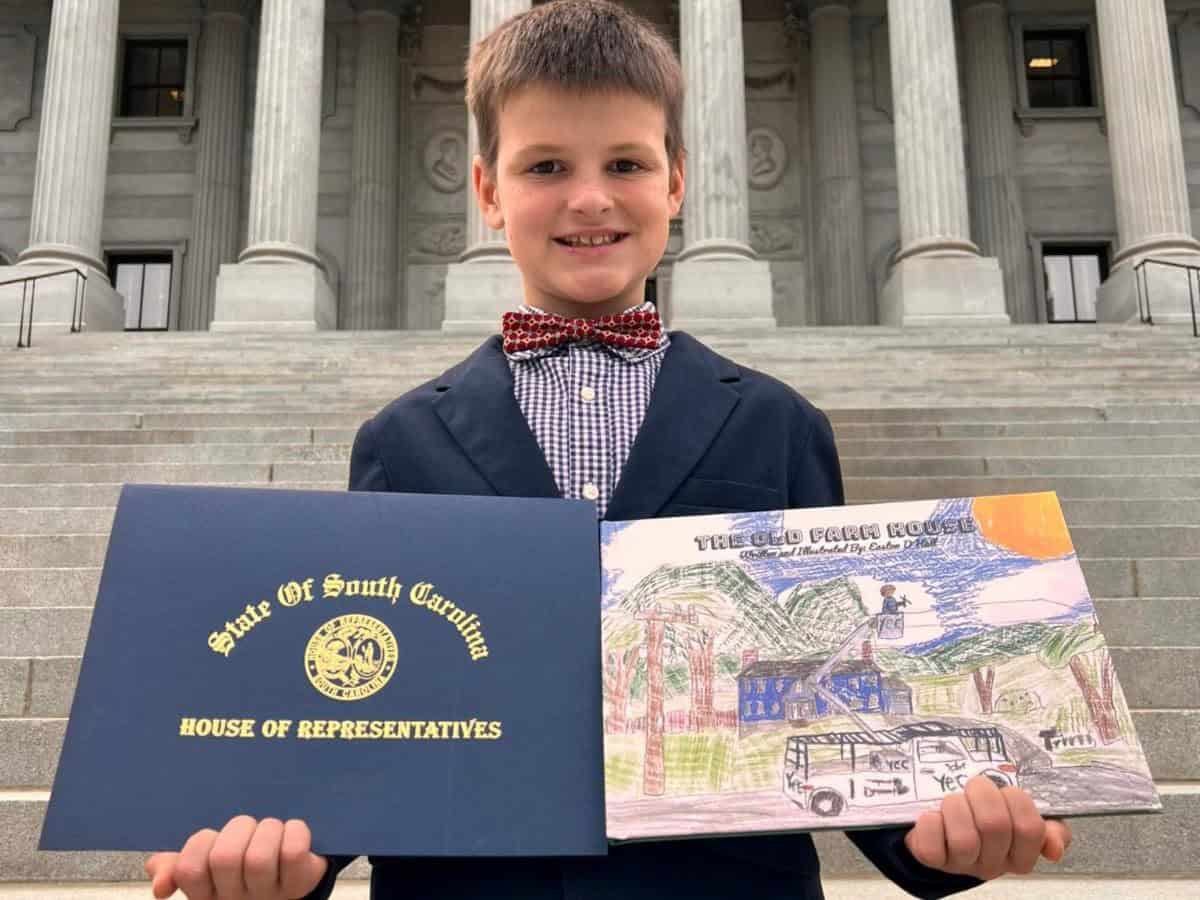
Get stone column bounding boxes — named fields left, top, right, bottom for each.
left=8, top=0, right=124, bottom=331
left=179, top=1, right=251, bottom=331
left=442, top=0, right=529, bottom=332
left=962, top=0, right=1036, bottom=324
left=878, top=0, right=1008, bottom=326
left=669, top=0, right=775, bottom=328
left=809, top=1, right=870, bottom=325
left=211, top=0, right=335, bottom=331
left=343, top=2, right=401, bottom=329
left=1095, top=0, right=1200, bottom=324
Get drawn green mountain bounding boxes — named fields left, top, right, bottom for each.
left=877, top=621, right=1068, bottom=676
left=609, top=562, right=1074, bottom=683
left=778, top=576, right=868, bottom=655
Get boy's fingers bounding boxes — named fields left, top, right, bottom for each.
left=243, top=818, right=285, bottom=897
left=208, top=815, right=257, bottom=899
left=144, top=852, right=179, bottom=899
left=940, top=792, right=982, bottom=873
left=963, top=777, right=1011, bottom=878
left=1001, top=787, right=1045, bottom=874
left=1042, top=819, right=1073, bottom=862
left=173, top=830, right=220, bottom=900
left=279, top=819, right=328, bottom=899
left=904, top=810, right=948, bottom=871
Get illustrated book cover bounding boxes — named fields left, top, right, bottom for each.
left=600, top=492, right=1161, bottom=841
left=41, top=484, right=606, bottom=857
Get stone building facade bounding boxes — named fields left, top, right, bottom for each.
left=3, top=0, right=1200, bottom=333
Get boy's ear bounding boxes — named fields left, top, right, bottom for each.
left=668, top=151, right=685, bottom=218
left=473, top=155, right=505, bottom=231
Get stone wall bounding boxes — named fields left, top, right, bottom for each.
left=5, top=0, right=1200, bottom=327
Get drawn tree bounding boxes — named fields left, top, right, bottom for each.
left=615, top=563, right=774, bottom=794
left=1039, top=622, right=1121, bottom=745
left=603, top=646, right=640, bottom=734
left=684, top=630, right=715, bottom=731
left=972, top=667, right=996, bottom=715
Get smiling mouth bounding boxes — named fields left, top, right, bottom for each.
left=554, top=233, right=630, bottom=248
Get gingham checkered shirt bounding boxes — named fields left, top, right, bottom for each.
left=505, top=302, right=670, bottom=518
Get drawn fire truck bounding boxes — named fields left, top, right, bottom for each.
left=782, top=721, right=1018, bottom=817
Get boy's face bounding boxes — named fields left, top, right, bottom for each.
left=474, top=85, right=685, bottom=319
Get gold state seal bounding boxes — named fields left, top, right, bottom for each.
left=305, top=614, right=398, bottom=701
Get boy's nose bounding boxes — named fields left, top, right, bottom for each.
left=568, top=181, right=613, bottom=216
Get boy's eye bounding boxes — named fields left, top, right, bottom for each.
left=611, top=159, right=643, bottom=174
left=528, top=160, right=562, bottom=175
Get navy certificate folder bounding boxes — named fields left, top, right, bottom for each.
left=40, top=484, right=606, bottom=857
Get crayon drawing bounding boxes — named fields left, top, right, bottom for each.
left=600, top=493, right=1161, bottom=841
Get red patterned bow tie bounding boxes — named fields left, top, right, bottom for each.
left=501, top=309, right=662, bottom=354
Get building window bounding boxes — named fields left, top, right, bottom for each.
left=1042, top=244, right=1109, bottom=323
left=1010, top=17, right=1103, bottom=135
left=109, top=253, right=174, bottom=331
left=121, top=40, right=188, bottom=118
left=1023, top=30, right=1093, bottom=109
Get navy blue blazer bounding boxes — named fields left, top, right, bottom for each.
left=308, top=332, right=979, bottom=900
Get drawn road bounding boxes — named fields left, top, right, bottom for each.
left=607, top=767, right=1160, bottom=841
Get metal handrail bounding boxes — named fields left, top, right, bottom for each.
left=1132, top=257, right=1200, bottom=337
left=0, top=267, right=88, bottom=348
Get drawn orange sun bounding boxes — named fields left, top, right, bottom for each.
left=971, top=492, right=1075, bottom=560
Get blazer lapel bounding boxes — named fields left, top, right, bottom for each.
left=433, top=336, right=561, bottom=499
left=606, top=332, right=741, bottom=521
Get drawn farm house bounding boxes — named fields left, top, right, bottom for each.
left=737, top=653, right=914, bottom=730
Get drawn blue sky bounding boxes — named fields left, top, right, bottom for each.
left=604, top=499, right=1094, bottom=654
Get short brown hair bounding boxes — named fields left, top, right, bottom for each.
left=466, top=0, right=685, bottom=170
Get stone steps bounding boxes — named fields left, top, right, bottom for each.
left=5, top=525, right=1200, bottom=568
left=1, top=405, right=1198, bottom=433
left=9, top=434, right=1200, bottom=464
left=3, top=326, right=1199, bottom=887
left=846, top=475, right=1200, bottom=501
left=0, top=482, right=344, bottom=508
left=0, top=427, right=314, bottom=446
left=3, top=498, right=1194, bottom=536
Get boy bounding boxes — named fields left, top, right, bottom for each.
left=146, top=2, right=1071, bottom=897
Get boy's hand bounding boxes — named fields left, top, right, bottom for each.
left=144, top=816, right=328, bottom=900
left=904, top=777, right=1072, bottom=881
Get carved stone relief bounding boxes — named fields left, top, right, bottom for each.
left=750, top=219, right=799, bottom=255
left=412, top=67, right=466, bottom=103
left=745, top=64, right=797, bottom=99
left=414, top=221, right=466, bottom=258
left=423, top=129, right=468, bottom=193
left=747, top=126, right=787, bottom=190
left=0, top=27, right=36, bottom=131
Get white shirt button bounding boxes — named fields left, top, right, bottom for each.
left=582, top=483, right=600, bottom=501
left=580, top=386, right=597, bottom=402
